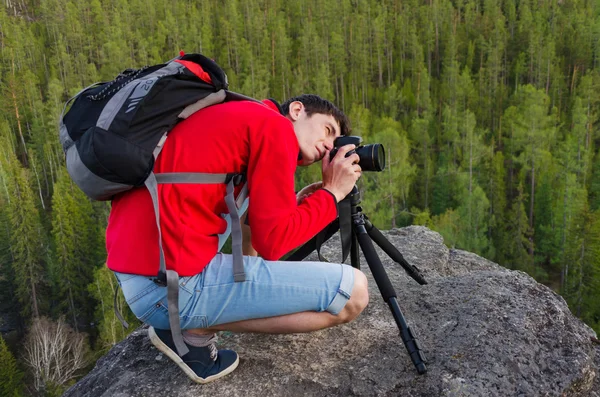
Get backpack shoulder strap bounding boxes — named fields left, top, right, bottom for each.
left=178, top=90, right=227, bottom=119
left=153, top=172, right=247, bottom=283
left=143, top=172, right=188, bottom=355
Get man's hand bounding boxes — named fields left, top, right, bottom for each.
left=297, top=181, right=323, bottom=204
left=321, top=144, right=361, bottom=202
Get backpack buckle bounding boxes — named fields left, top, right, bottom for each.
left=153, top=270, right=167, bottom=287
left=225, top=173, right=246, bottom=186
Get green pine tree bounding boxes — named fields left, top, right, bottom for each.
left=503, top=183, right=533, bottom=272
left=51, top=168, right=103, bottom=329
left=0, top=132, right=48, bottom=319
left=563, top=205, right=600, bottom=333
left=487, top=151, right=508, bottom=266
left=88, top=266, right=139, bottom=353
left=0, top=335, right=23, bottom=397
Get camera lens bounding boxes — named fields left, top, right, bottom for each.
left=329, top=137, right=386, bottom=172
left=355, top=143, right=385, bottom=172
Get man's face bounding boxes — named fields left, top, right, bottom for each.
left=287, top=102, right=342, bottom=166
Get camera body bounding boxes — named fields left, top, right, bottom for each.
left=329, top=136, right=386, bottom=172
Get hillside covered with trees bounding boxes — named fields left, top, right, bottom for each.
left=0, top=0, right=599, bottom=394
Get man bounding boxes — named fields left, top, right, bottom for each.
left=106, top=94, right=369, bottom=383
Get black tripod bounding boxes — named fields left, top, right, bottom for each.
left=285, top=186, right=428, bottom=374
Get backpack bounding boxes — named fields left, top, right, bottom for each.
left=59, top=52, right=255, bottom=356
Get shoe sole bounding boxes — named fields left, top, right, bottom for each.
left=148, top=327, right=239, bottom=384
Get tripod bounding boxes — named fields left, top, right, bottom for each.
left=285, top=186, right=428, bottom=374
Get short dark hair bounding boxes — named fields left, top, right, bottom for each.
left=281, top=94, right=351, bottom=136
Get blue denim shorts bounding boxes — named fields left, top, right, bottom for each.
left=114, top=253, right=355, bottom=330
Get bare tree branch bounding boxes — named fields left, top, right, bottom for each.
left=23, top=317, right=89, bottom=392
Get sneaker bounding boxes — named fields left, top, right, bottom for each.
left=148, top=326, right=239, bottom=384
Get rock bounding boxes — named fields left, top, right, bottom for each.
left=64, top=226, right=598, bottom=397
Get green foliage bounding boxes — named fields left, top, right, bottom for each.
left=50, top=168, right=104, bottom=329
left=430, top=174, right=492, bottom=257
left=563, top=206, right=600, bottom=334
left=431, top=208, right=461, bottom=249
left=532, top=172, right=562, bottom=278
left=455, top=180, right=492, bottom=258
left=2, top=0, right=600, bottom=384
left=504, top=85, right=556, bottom=176
left=87, top=266, right=139, bottom=353
left=486, top=151, right=508, bottom=265
left=503, top=183, right=533, bottom=273
left=0, top=335, right=24, bottom=397
left=0, top=130, right=49, bottom=319
left=412, top=207, right=433, bottom=229
left=590, top=153, right=600, bottom=211
left=360, top=117, right=416, bottom=229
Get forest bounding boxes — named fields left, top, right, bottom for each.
left=0, top=0, right=599, bottom=394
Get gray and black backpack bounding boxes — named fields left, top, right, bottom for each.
left=59, top=52, right=256, bottom=356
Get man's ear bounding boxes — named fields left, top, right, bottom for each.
left=287, top=101, right=304, bottom=121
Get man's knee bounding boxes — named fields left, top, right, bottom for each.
left=337, top=269, right=369, bottom=323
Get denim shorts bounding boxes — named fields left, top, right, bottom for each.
left=114, top=253, right=355, bottom=330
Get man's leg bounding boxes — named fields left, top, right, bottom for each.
left=148, top=267, right=367, bottom=385
left=114, top=272, right=240, bottom=384
left=137, top=255, right=368, bottom=384
left=187, top=267, right=369, bottom=336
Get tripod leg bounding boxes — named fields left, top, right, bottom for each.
left=364, top=219, right=427, bottom=285
left=350, top=232, right=360, bottom=269
left=354, top=226, right=427, bottom=375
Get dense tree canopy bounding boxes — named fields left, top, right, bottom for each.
left=0, top=0, right=599, bottom=392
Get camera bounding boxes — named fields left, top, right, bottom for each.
left=329, top=136, right=385, bottom=172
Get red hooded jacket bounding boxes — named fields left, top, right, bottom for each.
left=106, top=99, right=338, bottom=276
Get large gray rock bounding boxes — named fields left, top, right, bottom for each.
left=64, top=226, right=599, bottom=396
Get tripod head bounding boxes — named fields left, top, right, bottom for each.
left=346, top=185, right=361, bottom=204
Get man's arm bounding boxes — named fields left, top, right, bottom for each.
left=244, top=115, right=339, bottom=260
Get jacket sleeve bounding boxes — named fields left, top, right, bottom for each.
left=245, top=115, right=338, bottom=260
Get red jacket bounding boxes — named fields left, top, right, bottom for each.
left=106, top=99, right=338, bottom=276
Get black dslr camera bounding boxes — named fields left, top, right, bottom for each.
left=329, top=136, right=385, bottom=172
